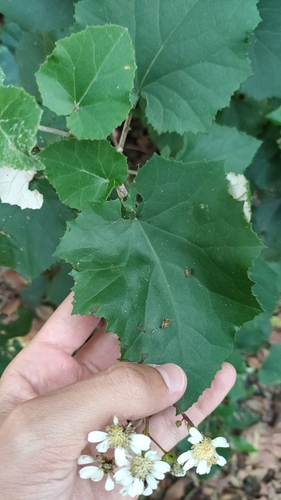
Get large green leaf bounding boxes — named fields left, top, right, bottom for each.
left=75, top=0, right=260, bottom=135
left=0, top=0, right=75, bottom=33
left=0, top=85, right=42, bottom=170
left=36, top=25, right=136, bottom=140
left=57, top=155, right=262, bottom=407
left=242, top=0, right=281, bottom=100
left=153, top=124, right=261, bottom=174
left=40, top=139, right=128, bottom=209
left=0, top=180, right=74, bottom=280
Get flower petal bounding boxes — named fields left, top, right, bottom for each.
left=153, top=471, right=165, bottom=480
left=212, top=437, right=229, bottom=448
left=77, top=454, right=94, bottom=464
left=87, top=430, right=108, bottom=443
left=115, top=446, right=127, bottom=466
left=216, top=454, right=227, bottom=467
left=131, top=433, right=151, bottom=451
left=177, top=450, right=193, bottom=464
left=79, top=466, right=99, bottom=479
left=119, top=485, right=130, bottom=497
left=146, top=474, right=158, bottom=489
left=143, top=485, right=153, bottom=496
left=188, top=427, right=203, bottom=444
left=144, top=450, right=158, bottom=460
left=96, top=440, right=109, bottom=452
left=105, top=475, right=115, bottom=491
left=183, top=458, right=198, bottom=472
left=132, top=478, right=144, bottom=496
left=153, top=461, right=170, bottom=473
left=196, top=459, right=209, bottom=475
left=114, top=467, right=131, bottom=482
left=91, top=468, right=104, bottom=482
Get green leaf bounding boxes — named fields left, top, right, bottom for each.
left=36, top=25, right=136, bottom=140
left=231, top=435, right=256, bottom=453
left=242, top=0, right=281, bottom=100
left=259, top=344, right=281, bottom=385
left=267, top=105, right=281, bottom=126
left=0, top=307, right=33, bottom=375
left=253, top=198, right=281, bottom=261
left=235, top=312, right=272, bottom=354
left=16, top=32, right=57, bottom=100
left=0, top=180, right=74, bottom=280
left=57, top=155, right=262, bottom=407
left=46, top=263, right=74, bottom=306
left=0, top=0, right=75, bottom=33
left=217, top=93, right=274, bottom=137
left=246, top=140, right=281, bottom=192
left=40, top=139, right=128, bottom=209
left=75, top=0, right=260, bottom=135
left=249, top=257, right=281, bottom=312
left=155, top=124, right=261, bottom=174
left=0, top=85, right=42, bottom=170
left=0, top=45, right=19, bottom=86
left=0, top=307, right=33, bottom=341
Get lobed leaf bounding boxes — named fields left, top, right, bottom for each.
left=75, top=0, right=260, bottom=135
left=36, top=25, right=136, bottom=140
left=40, top=139, right=128, bottom=210
left=57, top=155, right=262, bottom=407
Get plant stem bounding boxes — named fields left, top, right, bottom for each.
left=173, top=404, right=195, bottom=428
left=38, top=125, right=72, bottom=138
left=117, top=112, right=133, bottom=153
left=148, top=434, right=168, bottom=454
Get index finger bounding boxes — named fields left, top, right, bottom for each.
left=33, top=292, right=100, bottom=354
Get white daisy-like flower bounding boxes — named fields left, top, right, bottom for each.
left=177, top=427, right=229, bottom=475
left=226, top=172, right=251, bottom=222
left=78, top=454, right=115, bottom=491
left=114, top=450, right=171, bottom=497
left=87, top=416, right=151, bottom=466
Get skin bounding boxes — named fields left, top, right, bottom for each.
left=0, top=293, right=236, bottom=500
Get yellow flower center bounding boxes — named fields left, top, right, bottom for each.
left=130, top=455, right=154, bottom=480
left=108, top=425, right=129, bottom=449
left=192, top=437, right=217, bottom=466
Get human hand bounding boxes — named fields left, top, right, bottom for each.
left=0, top=293, right=236, bottom=500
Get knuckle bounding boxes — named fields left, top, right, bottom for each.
left=107, top=363, right=151, bottom=402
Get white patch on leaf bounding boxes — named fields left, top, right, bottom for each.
left=0, top=167, right=43, bottom=209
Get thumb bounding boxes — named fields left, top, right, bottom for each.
left=5, top=362, right=187, bottom=460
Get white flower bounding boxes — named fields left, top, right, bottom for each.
left=226, top=172, right=251, bottom=222
left=243, top=200, right=251, bottom=222
left=114, top=450, right=171, bottom=497
left=226, top=172, right=247, bottom=201
left=87, top=416, right=151, bottom=466
left=78, top=454, right=115, bottom=491
left=177, top=427, right=229, bottom=475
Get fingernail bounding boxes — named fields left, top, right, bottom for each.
left=153, top=363, right=187, bottom=394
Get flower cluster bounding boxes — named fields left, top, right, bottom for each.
left=78, top=417, right=229, bottom=496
